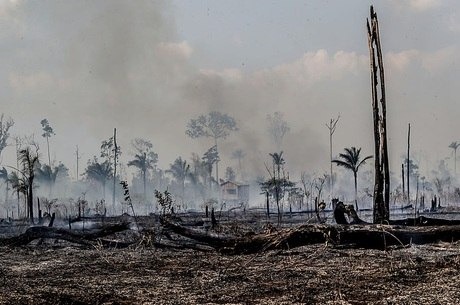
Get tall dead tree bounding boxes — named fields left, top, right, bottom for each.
left=407, top=123, right=411, bottom=205
left=367, top=6, right=390, bottom=223
left=326, top=115, right=340, bottom=198
left=112, top=128, right=118, bottom=211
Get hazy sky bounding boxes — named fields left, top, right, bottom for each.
left=1, top=0, right=459, bottom=181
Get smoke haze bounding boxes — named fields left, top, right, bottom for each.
left=0, top=0, right=459, bottom=192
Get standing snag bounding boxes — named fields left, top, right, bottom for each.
left=367, top=6, right=390, bottom=224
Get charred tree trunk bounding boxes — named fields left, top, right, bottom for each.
left=266, top=191, right=270, bottom=219
left=407, top=123, right=411, bottom=205
left=0, top=223, right=130, bottom=247
left=368, top=6, right=390, bottom=224
left=37, top=197, right=42, bottom=223
left=162, top=219, right=460, bottom=254
left=402, top=163, right=405, bottom=201
left=27, top=178, right=34, bottom=223
left=113, top=128, right=117, bottom=213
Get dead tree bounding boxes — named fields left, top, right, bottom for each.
left=407, top=123, right=411, bottom=205
left=367, top=6, right=390, bottom=223
left=326, top=115, right=340, bottom=198
left=162, top=219, right=460, bottom=254
left=0, top=223, right=130, bottom=247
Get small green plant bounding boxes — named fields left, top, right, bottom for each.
left=154, top=189, right=173, bottom=216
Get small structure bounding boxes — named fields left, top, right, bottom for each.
left=220, top=180, right=249, bottom=207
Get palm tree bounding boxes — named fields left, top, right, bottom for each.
left=40, top=119, right=55, bottom=167
left=84, top=157, right=112, bottom=200
left=35, top=162, right=66, bottom=197
left=333, top=147, right=372, bottom=211
left=268, top=151, right=286, bottom=224
left=19, top=147, right=40, bottom=222
left=8, top=171, right=27, bottom=217
left=269, top=151, right=285, bottom=179
left=449, top=142, right=460, bottom=175
left=167, top=157, right=190, bottom=205
left=0, top=167, right=8, bottom=212
left=128, top=152, right=157, bottom=201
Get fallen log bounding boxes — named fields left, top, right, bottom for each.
left=389, top=216, right=460, bottom=226
left=163, top=219, right=460, bottom=254
left=337, top=204, right=460, bottom=227
left=162, top=220, right=238, bottom=249
left=0, top=223, right=131, bottom=247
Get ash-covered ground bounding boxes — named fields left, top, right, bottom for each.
left=1, top=240, right=460, bottom=305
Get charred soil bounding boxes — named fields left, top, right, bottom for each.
left=1, top=240, right=460, bottom=304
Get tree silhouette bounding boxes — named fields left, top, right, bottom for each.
left=269, top=151, right=285, bottom=179
left=186, top=111, right=237, bottom=187
left=167, top=157, right=190, bottom=205
left=35, top=162, right=68, bottom=197
left=84, top=157, right=112, bottom=200
left=8, top=171, right=27, bottom=215
left=40, top=119, right=55, bottom=167
left=267, top=112, right=290, bottom=150
left=0, top=167, right=9, bottom=212
left=225, top=167, right=236, bottom=182
left=18, top=145, right=40, bottom=222
left=128, top=138, right=158, bottom=201
left=260, top=152, right=294, bottom=225
left=202, top=146, right=219, bottom=190
left=333, top=147, right=372, bottom=211
left=189, top=153, right=208, bottom=202
left=100, top=133, right=121, bottom=209
left=0, top=114, right=14, bottom=161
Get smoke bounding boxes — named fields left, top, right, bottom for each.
left=0, top=1, right=388, bottom=180
left=1, top=1, right=459, bottom=212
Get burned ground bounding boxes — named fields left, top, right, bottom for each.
left=1, top=238, right=460, bottom=304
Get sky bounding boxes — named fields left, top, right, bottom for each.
left=0, top=0, right=459, bottom=182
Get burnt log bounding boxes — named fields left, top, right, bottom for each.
left=389, top=216, right=460, bottom=226
left=0, top=223, right=130, bottom=247
left=162, top=219, right=460, bottom=254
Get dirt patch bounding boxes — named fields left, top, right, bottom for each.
left=1, top=241, right=460, bottom=304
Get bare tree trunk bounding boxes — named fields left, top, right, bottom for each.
left=402, top=163, right=405, bottom=202
left=143, top=169, right=146, bottom=202
left=407, top=123, right=410, bottom=205
left=46, top=136, right=51, bottom=167
left=368, top=6, right=390, bottom=223
left=266, top=191, right=270, bottom=219
left=27, top=178, right=33, bottom=223
left=112, top=128, right=117, bottom=212
left=214, top=138, right=220, bottom=205
left=455, top=148, right=458, bottom=176
left=354, top=171, right=358, bottom=211
left=326, top=116, right=339, bottom=199
left=76, top=145, right=80, bottom=181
